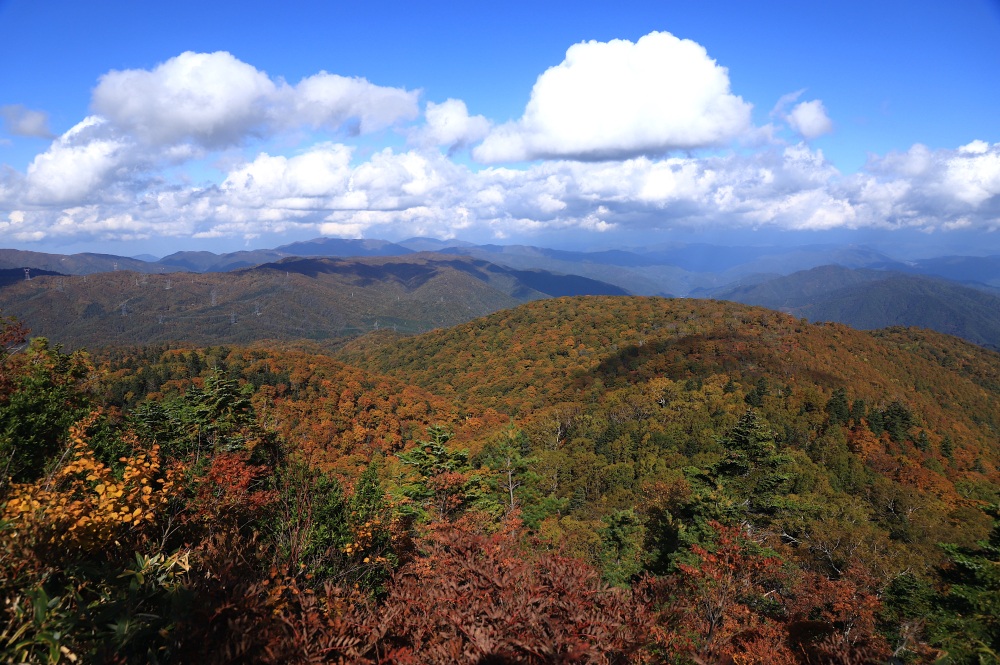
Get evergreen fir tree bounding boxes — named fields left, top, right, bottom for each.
left=712, top=409, right=792, bottom=522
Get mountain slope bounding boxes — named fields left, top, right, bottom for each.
left=337, top=296, right=1000, bottom=437
left=276, top=237, right=416, bottom=257
left=156, top=249, right=291, bottom=272
left=0, top=249, right=173, bottom=275
left=438, top=242, right=901, bottom=296
left=0, top=267, right=64, bottom=287
left=337, top=296, right=1000, bottom=529
left=903, top=254, right=1000, bottom=288
left=0, top=254, right=627, bottom=349
left=334, top=295, right=1000, bottom=582
left=149, top=239, right=421, bottom=273
left=708, top=265, right=1000, bottom=350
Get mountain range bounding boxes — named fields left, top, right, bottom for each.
left=3, top=237, right=1000, bottom=351
left=5, top=238, right=1000, bottom=292
left=0, top=254, right=626, bottom=349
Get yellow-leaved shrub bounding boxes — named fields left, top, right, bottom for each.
left=2, top=413, right=180, bottom=557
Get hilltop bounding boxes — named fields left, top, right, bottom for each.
left=338, top=296, right=1000, bottom=464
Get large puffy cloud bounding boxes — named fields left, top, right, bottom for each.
left=946, top=140, right=1000, bottom=206
left=222, top=144, right=355, bottom=207
left=474, top=31, right=753, bottom=162
left=23, top=116, right=132, bottom=205
left=7, top=52, right=422, bottom=206
left=0, top=210, right=44, bottom=242
left=92, top=51, right=419, bottom=148
left=212, top=145, right=471, bottom=238
left=92, top=52, right=276, bottom=147
left=862, top=140, right=1000, bottom=227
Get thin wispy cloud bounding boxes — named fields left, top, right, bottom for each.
left=0, top=104, right=54, bottom=139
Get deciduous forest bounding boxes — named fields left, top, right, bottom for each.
left=2, top=296, right=999, bottom=663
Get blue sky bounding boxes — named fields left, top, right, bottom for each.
left=1, top=0, right=999, bottom=257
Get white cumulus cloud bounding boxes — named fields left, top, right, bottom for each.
left=6, top=139, right=1000, bottom=246
left=4, top=43, right=1000, bottom=249
left=3, top=52, right=423, bottom=208
left=771, top=91, right=833, bottom=141
left=786, top=100, right=834, bottom=139
left=942, top=142, right=1000, bottom=206
left=92, top=51, right=419, bottom=149
left=23, top=116, right=131, bottom=205
left=474, top=31, right=753, bottom=162
left=289, top=71, right=421, bottom=134
left=222, top=144, right=355, bottom=206
left=866, top=141, right=1000, bottom=212
left=92, top=52, right=278, bottom=148
left=411, top=99, right=491, bottom=151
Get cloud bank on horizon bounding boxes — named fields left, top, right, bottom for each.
left=1, top=32, right=999, bottom=249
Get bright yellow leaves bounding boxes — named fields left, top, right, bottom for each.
left=1, top=412, right=180, bottom=554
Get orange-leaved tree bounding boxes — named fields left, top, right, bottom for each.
left=371, top=524, right=651, bottom=664
left=647, top=521, right=795, bottom=664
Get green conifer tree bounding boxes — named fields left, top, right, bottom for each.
left=711, top=409, right=792, bottom=522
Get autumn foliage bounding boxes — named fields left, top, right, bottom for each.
left=5, top=296, right=1000, bottom=662
left=2, top=413, right=179, bottom=562
left=372, top=525, right=650, bottom=664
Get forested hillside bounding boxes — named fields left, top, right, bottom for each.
left=3, top=297, right=1000, bottom=663
left=0, top=255, right=626, bottom=350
